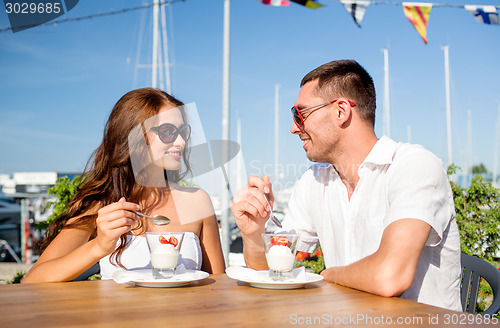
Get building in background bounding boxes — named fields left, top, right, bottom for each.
left=0, top=172, right=80, bottom=263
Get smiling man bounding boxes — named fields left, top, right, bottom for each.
left=231, top=59, right=461, bottom=311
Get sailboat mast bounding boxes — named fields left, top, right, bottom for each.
left=236, top=115, right=242, bottom=191
left=493, top=102, right=500, bottom=187
left=442, top=45, right=453, bottom=166
left=152, top=0, right=159, bottom=88
left=160, top=4, right=171, bottom=94
left=382, top=48, right=390, bottom=138
left=274, top=83, right=280, bottom=189
left=220, top=0, right=231, bottom=264
left=466, top=109, right=472, bottom=175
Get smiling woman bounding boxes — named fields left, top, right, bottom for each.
left=21, top=88, right=225, bottom=283
left=127, top=97, right=192, bottom=188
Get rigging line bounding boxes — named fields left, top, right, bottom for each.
left=324, top=0, right=500, bottom=9
left=168, top=3, right=176, bottom=92
left=132, top=2, right=148, bottom=89
left=160, top=3, right=171, bottom=94
left=0, top=0, right=185, bottom=33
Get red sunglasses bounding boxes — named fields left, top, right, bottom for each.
left=291, top=99, right=356, bottom=130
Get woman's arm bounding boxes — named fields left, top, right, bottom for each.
left=189, top=189, right=225, bottom=274
left=199, top=213, right=226, bottom=274
left=22, top=198, right=140, bottom=283
left=22, top=227, right=104, bottom=283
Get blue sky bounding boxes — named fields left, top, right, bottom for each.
left=1, top=0, right=499, bottom=191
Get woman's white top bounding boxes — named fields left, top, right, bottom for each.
left=99, top=232, right=202, bottom=280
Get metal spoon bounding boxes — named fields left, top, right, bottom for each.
left=133, top=211, right=171, bottom=226
left=259, top=189, right=282, bottom=228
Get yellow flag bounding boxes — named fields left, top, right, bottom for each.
left=403, top=2, right=432, bottom=44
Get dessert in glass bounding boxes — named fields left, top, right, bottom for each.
left=261, top=233, right=300, bottom=281
left=145, top=232, right=185, bottom=279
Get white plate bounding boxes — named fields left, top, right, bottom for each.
left=225, top=267, right=324, bottom=290
left=127, top=269, right=209, bottom=288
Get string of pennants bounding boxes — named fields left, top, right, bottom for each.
left=258, top=0, right=500, bottom=44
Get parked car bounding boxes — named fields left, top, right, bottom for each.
left=0, top=194, right=21, bottom=262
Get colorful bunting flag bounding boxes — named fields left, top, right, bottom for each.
left=290, top=0, right=324, bottom=9
left=340, top=0, right=370, bottom=27
left=464, top=5, right=499, bottom=25
left=258, top=0, right=290, bottom=6
left=403, top=2, right=432, bottom=44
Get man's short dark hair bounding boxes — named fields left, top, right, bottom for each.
left=301, top=60, right=376, bottom=126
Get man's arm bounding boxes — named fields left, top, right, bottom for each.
left=231, top=175, right=274, bottom=270
left=320, top=218, right=431, bottom=297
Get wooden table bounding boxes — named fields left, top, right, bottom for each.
left=0, top=274, right=495, bottom=327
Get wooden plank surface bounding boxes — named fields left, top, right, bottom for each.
left=0, top=274, right=494, bottom=327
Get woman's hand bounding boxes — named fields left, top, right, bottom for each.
left=94, top=197, right=140, bottom=256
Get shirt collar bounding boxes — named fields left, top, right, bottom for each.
left=362, top=136, right=398, bottom=167
left=315, top=136, right=398, bottom=181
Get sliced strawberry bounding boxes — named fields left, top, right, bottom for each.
left=271, top=236, right=288, bottom=246
left=168, top=236, right=178, bottom=247
left=159, top=235, right=169, bottom=244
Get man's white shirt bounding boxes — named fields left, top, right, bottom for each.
left=282, top=136, right=462, bottom=311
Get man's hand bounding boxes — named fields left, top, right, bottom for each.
left=231, top=175, right=274, bottom=236
left=231, top=175, right=274, bottom=269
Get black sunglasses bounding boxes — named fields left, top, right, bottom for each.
left=150, top=123, right=191, bottom=144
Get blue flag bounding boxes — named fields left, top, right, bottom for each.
left=465, top=5, right=499, bottom=25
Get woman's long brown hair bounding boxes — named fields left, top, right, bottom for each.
left=38, top=88, right=190, bottom=267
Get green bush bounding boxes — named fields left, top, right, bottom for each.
left=38, top=175, right=84, bottom=230
left=448, top=164, right=500, bottom=316
left=448, top=165, right=500, bottom=263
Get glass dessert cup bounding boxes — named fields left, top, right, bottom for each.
left=262, top=233, right=300, bottom=281
left=145, top=231, right=185, bottom=279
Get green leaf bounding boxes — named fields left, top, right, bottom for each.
left=6, top=271, right=26, bottom=284
left=38, top=175, right=84, bottom=230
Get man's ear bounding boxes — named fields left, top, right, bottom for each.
left=335, top=98, right=353, bottom=126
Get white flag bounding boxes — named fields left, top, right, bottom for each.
left=340, top=0, right=370, bottom=27
left=464, top=5, right=499, bottom=25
